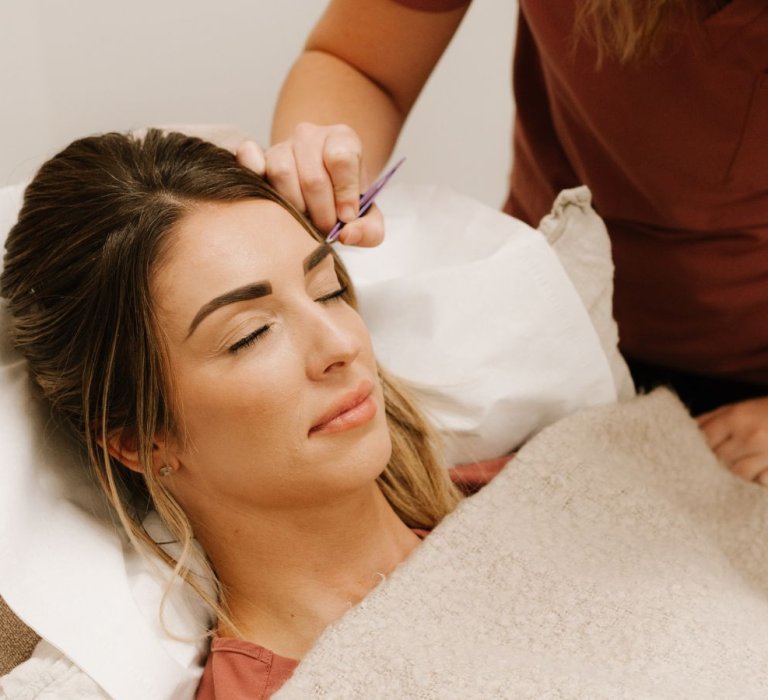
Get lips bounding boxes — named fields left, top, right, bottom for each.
left=309, top=380, right=376, bottom=436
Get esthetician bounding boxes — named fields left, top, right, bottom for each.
left=237, top=0, right=768, bottom=484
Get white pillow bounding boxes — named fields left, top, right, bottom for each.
left=0, top=176, right=629, bottom=698
left=537, top=185, right=634, bottom=401
left=340, top=182, right=624, bottom=463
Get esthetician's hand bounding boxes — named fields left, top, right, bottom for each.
left=697, top=396, right=768, bottom=486
left=236, top=124, right=385, bottom=247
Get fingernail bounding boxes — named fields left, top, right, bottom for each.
left=341, top=228, right=362, bottom=245
left=339, top=204, right=357, bottom=222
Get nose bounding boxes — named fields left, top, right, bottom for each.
left=304, top=303, right=362, bottom=379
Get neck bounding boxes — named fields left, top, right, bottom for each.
left=195, top=484, right=421, bottom=658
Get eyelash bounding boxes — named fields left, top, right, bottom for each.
left=317, top=285, right=347, bottom=305
left=227, top=286, right=348, bottom=355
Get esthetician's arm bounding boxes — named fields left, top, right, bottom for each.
left=266, top=0, right=469, bottom=244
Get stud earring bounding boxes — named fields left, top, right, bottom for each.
left=158, top=465, right=173, bottom=477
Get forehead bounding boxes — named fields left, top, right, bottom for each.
left=170, top=199, right=316, bottom=265
left=154, top=199, right=322, bottom=317
left=161, top=198, right=319, bottom=281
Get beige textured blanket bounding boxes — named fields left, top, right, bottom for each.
left=277, top=389, right=768, bottom=699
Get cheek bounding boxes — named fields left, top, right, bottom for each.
left=174, top=348, right=307, bottom=470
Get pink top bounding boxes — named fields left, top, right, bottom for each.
left=194, top=529, right=438, bottom=700
left=195, top=637, right=299, bottom=700
left=194, top=456, right=510, bottom=699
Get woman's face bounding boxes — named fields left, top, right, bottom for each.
left=153, top=199, right=391, bottom=514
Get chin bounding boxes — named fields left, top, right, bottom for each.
left=331, top=420, right=393, bottom=491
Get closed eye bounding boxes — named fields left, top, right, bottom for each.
left=228, top=286, right=347, bottom=355
left=316, top=286, right=347, bottom=304
left=228, top=324, right=271, bottom=354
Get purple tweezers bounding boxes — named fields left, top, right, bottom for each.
left=325, top=157, right=406, bottom=243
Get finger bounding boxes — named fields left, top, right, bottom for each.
left=696, top=404, right=727, bottom=427
left=698, top=413, right=732, bottom=451
left=758, top=471, right=768, bottom=487
left=236, top=140, right=266, bottom=175
left=337, top=206, right=385, bottom=247
left=729, top=452, right=768, bottom=481
left=265, top=143, right=306, bottom=213
left=714, top=436, right=747, bottom=466
left=323, top=128, right=364, bottom=222
left=293, top=137, right=337, bottom=233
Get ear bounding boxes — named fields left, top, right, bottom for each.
left=99, top=428, right=179, bottom=475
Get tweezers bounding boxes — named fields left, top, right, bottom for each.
left=326, top=157, right=406, bottom=243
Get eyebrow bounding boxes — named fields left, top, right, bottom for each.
left=303, top=243, right=333, bottom=274
left=186, top=243, right=334, bottom=339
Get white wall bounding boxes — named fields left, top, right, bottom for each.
left=0, top=1, right=516, bottom=207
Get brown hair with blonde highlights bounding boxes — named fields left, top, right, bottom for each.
left=575, top=0, right=730, bottom=64
left=1, top=129, right=461, bottom=634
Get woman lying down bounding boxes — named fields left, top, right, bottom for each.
left=1, top=130, right=461, bottom=698
left=4, top=130, right=768, bottom=700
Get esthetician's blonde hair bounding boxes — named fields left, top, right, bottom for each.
left=1, top=129, right=461, bottom=634
left=576, top=0, right=729, bottom=64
